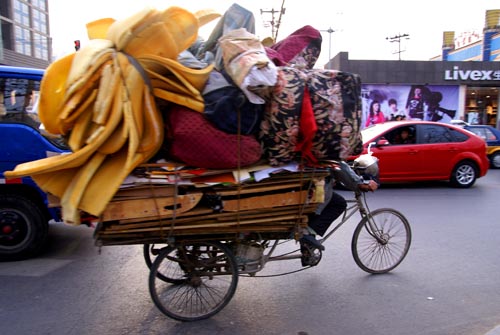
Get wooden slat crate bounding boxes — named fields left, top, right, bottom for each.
left=89, top=166, right=329, bottom=245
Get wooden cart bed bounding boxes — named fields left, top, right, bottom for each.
left=90, top=167, right=328, bottom=246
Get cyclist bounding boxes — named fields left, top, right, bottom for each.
left=300, top=157, right=379, bottom=266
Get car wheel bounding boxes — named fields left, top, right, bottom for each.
left=450, top=161, right=477, bottom=188
left=0, top=195, right=48, bottom=261
left=490, top=152, right=500, bottom=169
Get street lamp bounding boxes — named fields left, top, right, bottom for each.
left=320, top=27, right=335, bottom=61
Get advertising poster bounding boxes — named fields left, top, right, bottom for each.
left=361, top=84, right=460, bottom=129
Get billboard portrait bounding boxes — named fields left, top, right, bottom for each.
left=361, top=84, right=460, bottom=129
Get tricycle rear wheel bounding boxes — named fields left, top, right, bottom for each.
left=149, top=240, right=238, bottom=321
left=143, top=243, right=156, bottom=269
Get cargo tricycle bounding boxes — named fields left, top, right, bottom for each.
left=94, top=155, right=411, bottom=322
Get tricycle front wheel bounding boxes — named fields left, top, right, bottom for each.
left=149, top=240, right=238, bottom=321
left=351, top=208, right=411, bottom=274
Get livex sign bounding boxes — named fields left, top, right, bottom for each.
left=444, top=66, right=500, bottom=81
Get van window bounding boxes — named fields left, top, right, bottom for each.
left=0, top=77, right=41, bottom=128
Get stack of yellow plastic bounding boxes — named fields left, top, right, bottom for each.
left=4, top=6, right=220, bottom=224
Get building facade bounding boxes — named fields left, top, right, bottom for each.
left=326, top=9, right=500, bottom=129
left=0, top=0, right=51, bottom=68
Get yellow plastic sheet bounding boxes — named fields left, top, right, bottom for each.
left=4, top=6, right=220, bottom=224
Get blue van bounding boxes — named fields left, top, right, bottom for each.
left=0, top=65, right=69, bottom=261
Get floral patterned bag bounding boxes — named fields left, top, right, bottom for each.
left=258, top=67, right=307, bottom=166
left=307, top=69, right=363, bottom=161
left=258, top=67, right=363, bottom=166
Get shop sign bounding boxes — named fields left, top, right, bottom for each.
left=444, top=66, right=500, bottom=81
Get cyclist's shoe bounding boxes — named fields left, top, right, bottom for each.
left=299, top=234, right=325, bottom=251
left=300, top=242, right=322, bottom=267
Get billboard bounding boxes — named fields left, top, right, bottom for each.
left=361, top=84, right=460, bottom=129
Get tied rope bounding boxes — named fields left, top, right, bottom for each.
left=235, top=99, right=242, bottom=239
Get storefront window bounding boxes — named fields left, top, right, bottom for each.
left=465, top=87, right=499, bottom=126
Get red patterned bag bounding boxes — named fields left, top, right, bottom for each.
left=265, top=25, right=322, bottom=69
left=166, top=105, right=262, bottom=169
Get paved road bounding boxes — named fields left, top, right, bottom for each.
left=1, top=170, right=500, bottom=335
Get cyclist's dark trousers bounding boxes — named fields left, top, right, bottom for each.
left=308, top=191, right=347, bottom=236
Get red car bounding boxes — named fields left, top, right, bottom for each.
left=350, top=121, right=489, bottom=188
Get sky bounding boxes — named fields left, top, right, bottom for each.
left=48, top=0, right=500, bottom=67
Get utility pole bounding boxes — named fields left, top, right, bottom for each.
left=386, top=33, right=410, bottom=60
left=260, top=0, right=286, bottom=42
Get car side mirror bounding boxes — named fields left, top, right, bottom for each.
left=376, top=138, right=390, bottom=146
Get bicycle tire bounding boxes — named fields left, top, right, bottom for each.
left=143, top=244, right=155, bottom=269
left=149, top=240, right=238, bottom=321
left=351, top=208, right=411, bottom=274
